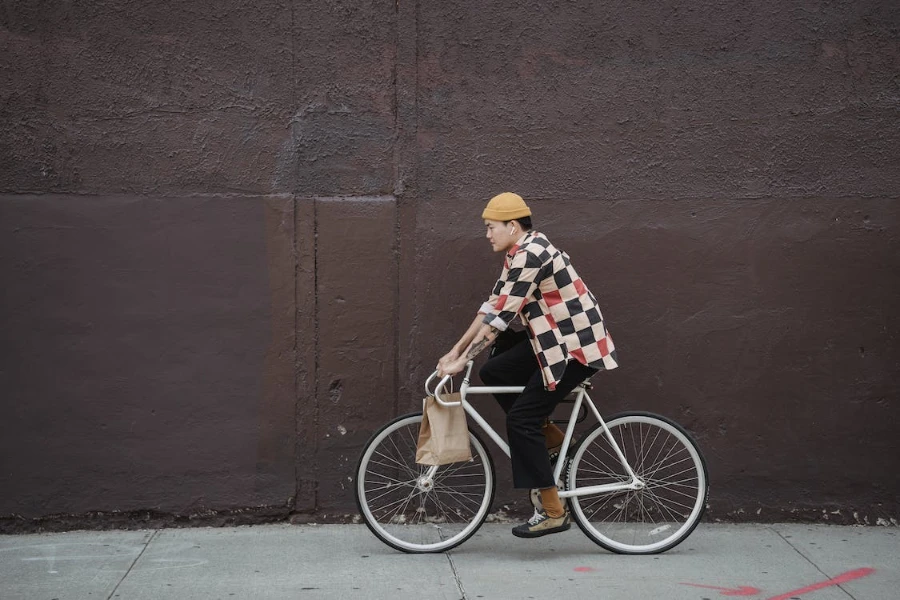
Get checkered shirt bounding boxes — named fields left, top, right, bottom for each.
left=479, top=231, right=618, bottom=391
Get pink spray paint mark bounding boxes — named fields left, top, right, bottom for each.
left=680, top=583, right=761, bottom=596
left=766, top=567, right=876, bottom=600
left=573, top=566, right=595, bottom=573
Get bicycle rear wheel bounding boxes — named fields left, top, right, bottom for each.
left=355, top=413, right=495, bottom=553
left=566, top=411, right=708, bottom=554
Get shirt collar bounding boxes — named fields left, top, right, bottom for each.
left=506, top=231, right=534, bottom=260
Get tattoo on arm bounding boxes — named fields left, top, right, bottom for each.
left=465, top=327, right=499, bottom=360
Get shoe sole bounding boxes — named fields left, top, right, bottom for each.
left=512, top=522, right=571, bottom=539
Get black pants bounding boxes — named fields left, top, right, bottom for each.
left=479, top=339, right=598, bottom=489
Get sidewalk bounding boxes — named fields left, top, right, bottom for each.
left=1, top=523, right=896, bottom=599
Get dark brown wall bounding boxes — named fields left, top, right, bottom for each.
left=1, top=1, right=898, bottom=528
left=1, top=194, right=296, bottom=519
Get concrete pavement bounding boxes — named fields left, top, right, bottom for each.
left=1, top=523, right=897, bottom=599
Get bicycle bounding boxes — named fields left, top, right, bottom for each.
left=355, top=360, right=709, bottom=554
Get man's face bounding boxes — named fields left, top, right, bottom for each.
left=484, top=219, right=518, bottom=253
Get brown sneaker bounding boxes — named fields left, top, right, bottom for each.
left=512, top=509, right=571, bottom=538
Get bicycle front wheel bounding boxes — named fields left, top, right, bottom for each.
left=566, top=411, right=708, bottom=554
left=355, top=413, right=496, bottom=553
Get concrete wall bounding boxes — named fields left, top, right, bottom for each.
left=1, top=0, right=898, bottom=530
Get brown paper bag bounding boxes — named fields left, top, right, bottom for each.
left=415, top=393, right=473, bottom=465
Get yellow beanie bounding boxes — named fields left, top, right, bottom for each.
left=482, top=192, right=532, bottom=221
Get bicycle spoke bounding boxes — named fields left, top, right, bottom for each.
left=386, top=434, right=420, bottom=479
left=642, top=425, right=664, bottom=471
left=581, top=443, right=628, bottom=476
left=404, top=423, right=420, bottom=454
left=366, top=457, right=418, bottom=480
left=363, top=467, right=417, bottom=485
left=641, top=486, right=697, bottom=514
left=431, top=485, right=485, bottom=511
left=609, top=493, right=635, bottom=525
left=577, top=489, right=622, bottom=516
left=640, top=427, right=668, bottom=478
left=431, top=490, right=462, bottom=524
left=640, top=485, right=687, bottom=522
left=379, top=486, right=421, bottom=523
left=433, top=460, right=478, bottom=482
left=575, top=463, right=629, bottom=480
left=634, top=422, right=648, bottom=475
left=365, top=480, right=415, bottom=506
left=644, top=477, right=699, bottom=492
left=633, top=496, right=661, bottom=524
left=640, top=439, right=684, bottom=480
left=644, top=451, right=693, bottom=476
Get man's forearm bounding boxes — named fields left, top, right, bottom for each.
left=462, top=323, right=499, bottom=360
left=437, top=320, right=500, bottom=377
left=453, top=315, right=488, bottom=354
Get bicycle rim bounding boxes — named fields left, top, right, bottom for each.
left=355, top=413, right=495, bottom=553
left=567, top=412, right=708, bottom=554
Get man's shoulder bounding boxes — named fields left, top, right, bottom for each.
left=521, top=232, right=555, bottom=254
left=513, top=231, right=548, bottom=249
left=510, top=232, right=554, bottom=267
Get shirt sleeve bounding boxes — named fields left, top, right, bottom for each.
left=479, top=288, right=499, bottom=315
left=478, top=300, right=496, bottom=315
left=481, top=249, right=543, bottom=331
left=478, top=263, right=508, bottom=314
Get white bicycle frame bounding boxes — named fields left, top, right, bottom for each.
left=425, top=360, right=644, bottom=499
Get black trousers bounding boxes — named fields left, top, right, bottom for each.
left=479, top=338, right=598, bottom=489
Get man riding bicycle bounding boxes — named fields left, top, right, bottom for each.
left=437, top=192, right=619, bottom=538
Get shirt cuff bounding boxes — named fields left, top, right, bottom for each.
left=482, top=313, right=508, bottom=331
left=478, top=301, right=495, bottom=315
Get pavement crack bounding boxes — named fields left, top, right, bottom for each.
left=106, top=529, right=159, bottom=600
left=770, top=527, right=858, bottom=600
left=446, top=550, right=468, bottom=600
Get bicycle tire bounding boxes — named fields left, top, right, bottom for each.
left=566, top=411, right=708, bottom=554
left=355, top=412, right=496, bottom=553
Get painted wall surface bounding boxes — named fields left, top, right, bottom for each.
left=1, top=1, right=898, bottom=530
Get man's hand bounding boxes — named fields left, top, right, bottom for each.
left=436, top=324, right=499, bottom=378
left=437, top=355, right=468, bottom=378
left=437, top=349, right=460, bottom=371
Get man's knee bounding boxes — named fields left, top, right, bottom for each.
left=479, top=360, right=499, bottom=385
left=506, top=407, right=540, bottom=436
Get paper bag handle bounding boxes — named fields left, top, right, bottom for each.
left=425, top=371, right=462, bottom=407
